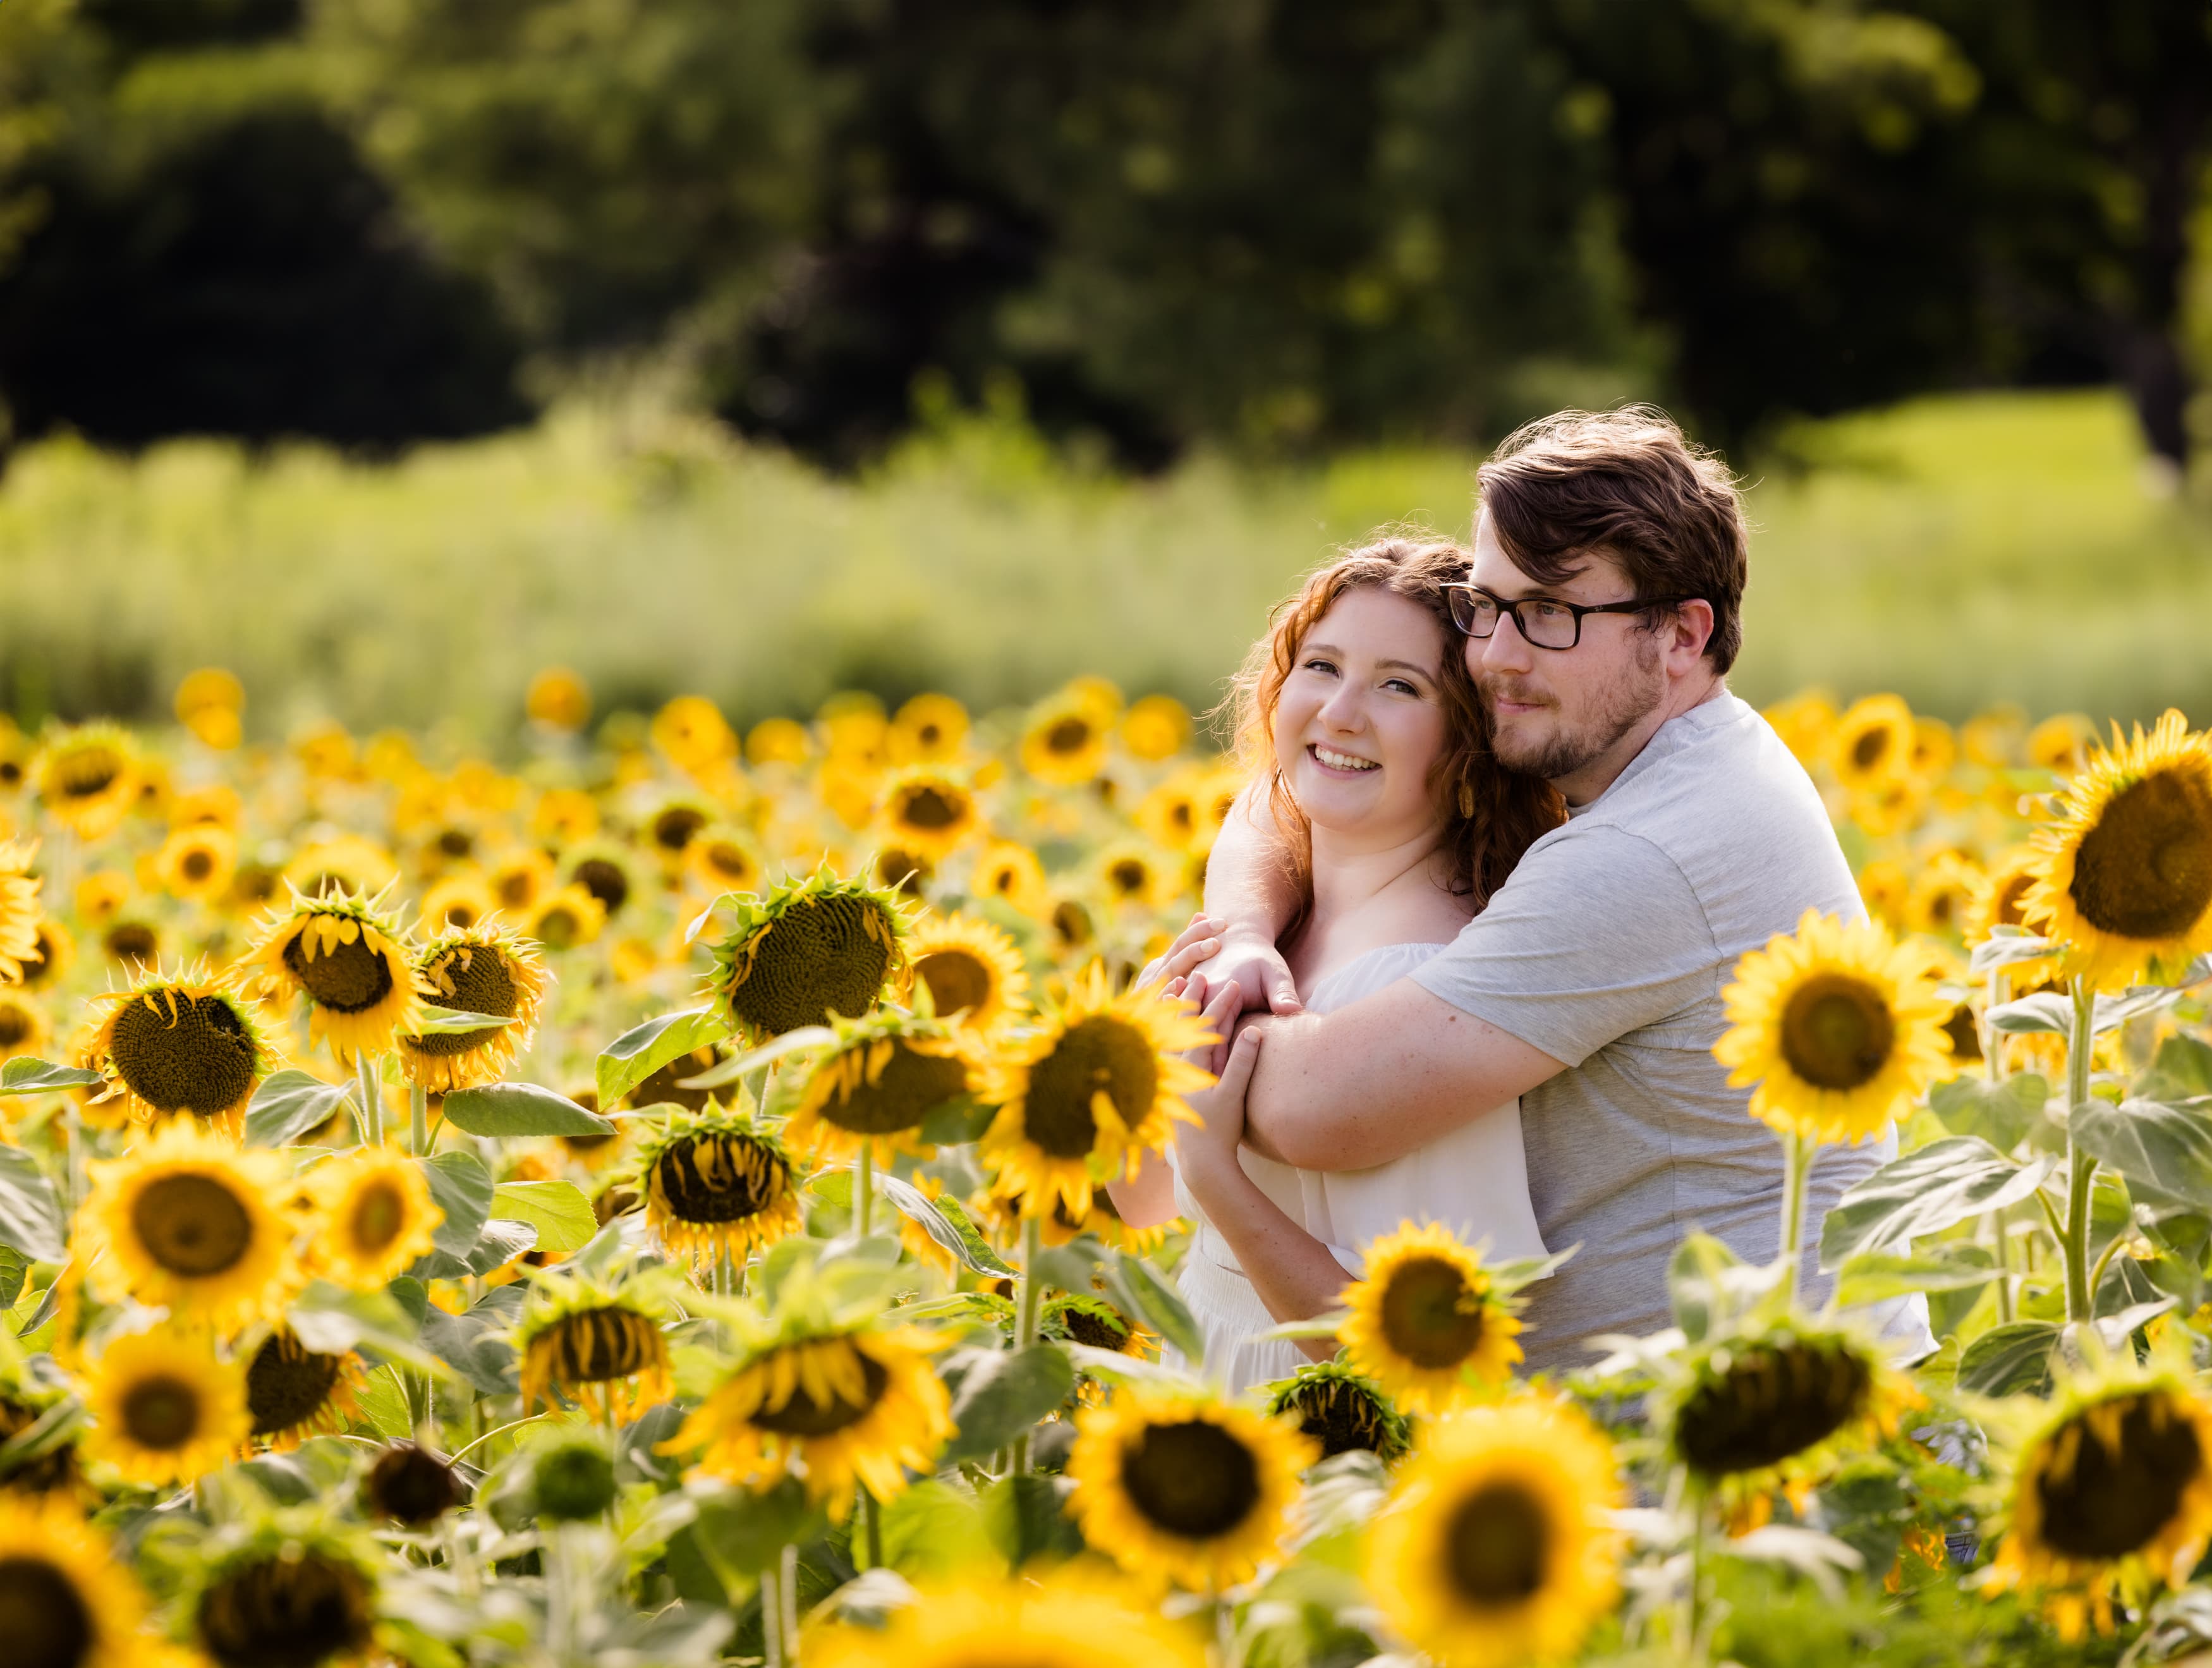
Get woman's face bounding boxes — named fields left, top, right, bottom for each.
left=1272, top=585, right=1453, bottom=846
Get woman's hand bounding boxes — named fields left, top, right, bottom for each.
left=1174, top=977, right=1263, bottom=1176
left=1141, top=912, right=1304, bottom=1016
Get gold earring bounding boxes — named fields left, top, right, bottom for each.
left=1457, top=781, right=1476, bottom=819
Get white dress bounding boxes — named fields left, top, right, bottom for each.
left=1167, top=941, right=1550, bottom=1394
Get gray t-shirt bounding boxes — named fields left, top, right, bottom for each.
left=1411, top=691, right=1897, bottom=1371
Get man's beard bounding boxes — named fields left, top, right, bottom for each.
left=1481, top=636, right=1665, bottom=783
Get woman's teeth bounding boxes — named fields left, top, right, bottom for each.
left=1311, top=746, right=1377, bottom=772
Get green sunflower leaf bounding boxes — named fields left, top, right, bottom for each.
left=673, top=1026, right=835, bottom=1092
left=491, top=1181, right=598, bottom=1260
left=1818, top=1138, right=2058, bottom=1267
left=1926, top=1072, right=2049, bottom=1150
left=1967, top=932, right=2058, bottom=975
left=1832, top=1247, right=1998, bottom=1308
left=0, top=1143, right=66, bottom=1262
left=2070, top=1096, right=2212, bottom=1211
left=1105, top=1250, right=1204, bottom=1365
left=1955, top=1320, right=2059, bottom=1397
left=596, top=1006, right=735, bottom=1108
left=245, top=1068, right=355, bottom=1147
left=418, top=1152, right=494, bottom=1257
left=441, top=1081, right=614, bottom=1139
left=418, top=1288, right=523, bottom=1396
left=941, top=1344, right=1075, bottom=1464
left=877, top=1174, right=1013, bottom=1276
left=0, top=1057, right=102, bottom=1095
left=412, top=1005, right=518, bottom=1033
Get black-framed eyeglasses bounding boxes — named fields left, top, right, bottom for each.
left=1445, top=583, right=1700, bottom=651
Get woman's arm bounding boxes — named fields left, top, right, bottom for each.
left=1196, top=781, right=1305, bottom=1014
left=1105, top=1147, right=1179, bottom=1230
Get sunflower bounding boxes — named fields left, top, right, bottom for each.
left=688, top=831, right=760, bottom=897
left=1134, top=772, right=1211, bottom=854
left=418, top=873, right=497, bottom=936
left=631, top=1105, right=804, bottom=1270
left=12, top=917, right=71, bottom=992
left=303, top=1146, right=443, bottom=1289
left=1991, top=1362, right=2212, bottom=1638
left=746, top=716, right=811, bottom=768
left=652, top=695, right=738, bottom=774
left=282, top=834, right=399, bottom=903
left=0, top=1493, right=155, bottom=1668
left=516, top=1277, right=674, bottom=1423
left=1067, top=1389, right=1313, bottom=1591
left=245, top=888, right=425, bottom=1063
left=363, top=1442, right=460, bottom=1526
left=810, top=1568, right=1206, bottom=1668
left=190, top=1524, right=377, bottom=1668
left=1263, top=1359, right=1411, bottom=1462
left=908, top=913, right=1028, bottom=1033
left=82, top=1126, right=298, bottom=1328
left=486, top=847, right=556, bottom=916
left=786, top=1011, right=981, bottom=1164
left=2029, top=712, right=2099, bottom=775
left=523, top=883, right=607, bottom=952
left=1968, top=844, right=2048, bottom=943
left=73, top=870, right=130, bottom=927
left=1095, top=843, right=1172, bottom=911
left=877, top=768, right=983, bottom=861
left=0, top=990, right=49, bottom=1065
left=1364, top=1396, right=1623, bottom=1668
left=971, top=840, right=1050, bottom=917
left=152, top=825, right=237, bottom=906
left=981, top=961, right=1213, bottom=1221
left=1121, top=693, right=1192, bottom=762
left=1340, top=1222, right=1522, bottom=1414
left=1021, top=695, right=1110, bottom=787
left=100, top=919, right=161, bottom=971
left=86, top=968, right=274, bottom=1133
left=1762, top=691, right=1838, bottom=769
left=885, top=692, right=968, bottom=764
left=645, top=798, right=714, bottom=868
left=1658, top=1322, right=1912, bottom=1506
left=398, top=926, right=549, bottom=1093
left=667, top=1324, right=951, bottom=1516
left=241, top=1327, right=361, bottom=1452
left=525, top=665, right=592, bottom=731
left=2022, top=710, right=2212, bottom=989
left=532, top=786, right=600, bottom=846
left=36, top=724, right=140, bottom=841
left=1904, top=853, right=1980, bottom=940
left=707, top=863, right=910, bottom=1042
left=80, top=1329, right=250, bottom=1487
left=0, top=839, right=37, bottom=985
left=1713, top=908, right=1953, bottom=1147
left=570, top=847, right=636, bottom=917
left=873, top=844, right=933, bottom=897
left=1828, top=695, right=1914, bottom=794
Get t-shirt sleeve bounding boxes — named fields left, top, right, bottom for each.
left=1410, top=824, right=1717, bottom=1067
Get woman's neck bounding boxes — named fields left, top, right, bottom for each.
left=1304, top=819, right=1447, bottom=927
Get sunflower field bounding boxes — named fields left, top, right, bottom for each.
left=2, top=664, right=2212, bottom=1668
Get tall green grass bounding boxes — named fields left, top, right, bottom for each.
left=1, top=388, right=2203, bottom=741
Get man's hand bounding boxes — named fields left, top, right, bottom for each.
left=1142, top=911, right=1302, bottom=1015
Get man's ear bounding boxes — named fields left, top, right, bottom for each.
left=1667, top=600, right=1716, bottom=671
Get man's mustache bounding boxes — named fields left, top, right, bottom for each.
left=1478, top=679, right=1551, bottom=707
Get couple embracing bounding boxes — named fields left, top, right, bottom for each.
left=1112, top=406, right=1933, bottom=1387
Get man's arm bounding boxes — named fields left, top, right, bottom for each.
left=1198, top=780, right=1305, bottom=1013
left=1239, top=977, right=1565, bottom=1171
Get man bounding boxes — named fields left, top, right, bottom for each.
left=1171, top=406, right=1927, bottom=1372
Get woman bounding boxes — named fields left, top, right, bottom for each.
left=1109, top=537, right=1565, bottom=1392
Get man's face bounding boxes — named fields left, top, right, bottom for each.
left=1467, top=509, right=1667, bottom=788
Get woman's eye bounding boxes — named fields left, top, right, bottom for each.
left=1303, top=659, right=1337, bottom=676
left=1383, top=678, right=1418, bottom=696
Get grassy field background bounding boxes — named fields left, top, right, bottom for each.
left=1, top=387, right=2205, bottom=743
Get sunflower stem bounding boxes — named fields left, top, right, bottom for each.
left=355, top=1050, right=384, bottom=1148
left=1011, top=1214, right=1044, bottom=1476
left=1983, top=969, right=2008, bottom=1085
left=1993, top=1211, right=2015, bottom=1325
left=858, top=1486, right=882, bottom=1569
left=1776, top=1131, right=1813, bottom=1305
left=854, top=1144, right=873, bottom=1239
left=1684, top=1487, right=1711, bottom=1665
left=410, top=1081, right=429, bottom=1155
left=779, top=1540, right=801, bottom=1665
left=2063, top=977, right=2098, bottom=1324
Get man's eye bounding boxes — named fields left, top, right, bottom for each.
left=1529, top=601, right=1571, bottom=621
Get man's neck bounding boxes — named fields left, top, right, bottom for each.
left=1553, top=673, right=1726, bottom=808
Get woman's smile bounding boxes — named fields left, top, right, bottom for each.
left=1308, top=744, right=1379, bottom=776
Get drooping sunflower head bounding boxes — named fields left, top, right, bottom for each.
left=1020, top=695, right=1111, bottom=787
left=0, top=1492, right=152, bottom=1668
left=80, top=1327, right=251, bottom=1487
left=363, top=1441, right=461, bottom=1527
left=1263, top=1359, right=1412, bottom=1463
left=35, top=723, right=140, bottom=841
left=1067, top=1390, right=1315, bottom=1592
left=246, top=886, right=425, bottom=1063
left=189, top=1518, right=377, bottom=1668
left=241, top=1327, right=361, bottom=1452
left=304, top=1145, right=443, bottom=1289
left=707, top=863, right=911, bottom=1042
left=981, top=960, right=1214, bottom=1221
left=1713, top=908, right=1954, bottom=1147
left=2022, top=710, right=2212, bottom=990
left=631, top=1104, right=804, bottom=1270
left=785, top=1009, right=983, bottom=1164
left=1991, top=1362, right=2212, bottom=1633
left=1364, top=1395, right=1624, bottom=1668
left=1828, top=695, right=1914, bottom=794
left=1339, top=1221, right=1523, bottom=1415
left=514, top=1268, right=678, bottom=1424
left=662, top=1324, right=953, bottom=1517
left=87, top=965, right=274, bottom=1134
left=397, top=926, right=549, bottom=1092
left=82, top=1124, right=298, bottom=1329
left=877, top=767, right=983, bottom=861
left=810, top=1568, right=1207, bottom=1668
left=0, top=838, right=39, bottom=986
left=1660, top=1322, right=1908, bottom=1503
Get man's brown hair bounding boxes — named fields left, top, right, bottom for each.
left=1475, top=406, right=1747, bottom=674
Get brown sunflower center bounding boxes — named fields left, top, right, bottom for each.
left=724, top=894, right=894, bottom=1038
left=1994, top=872, right=2033, bottom=929
left=436, top=828, right=473, bottom=859
left=1050, top=900, right=1093, bottom=951
left=346, top=1178, right=408, bottom=1253
left=1282, top=1377, right=1393, bottom=1459
left=1673, top=1339, right=1872, bottom=1476
left=133, top=1172, right=253, bottom=1277
left=1778, top=974, right=1895, bottom=1092
left=2034, top=1392, right=2203, bottom=1561
left=0, top=1554, right=93, bottom=1668
left=573, top=856, right=629, bottom=914
left=896, top=786, right=965, bottom=831
left=1443, top=1480, right=1550, bottom=1605
left=629, top=1047, right=719, bottom=1114
left=535, top=906, right=583, bottom=950
left=1022, top=1014, right=1159, bottom=1159
left=2069, top=766, right=2212, bottom=941
left=702, top=842, right=757, bottom=886
left=283, top=930, right=395, bottom=1014
left=542, top=1306, right=662, bottom=1387
left=246, top=1331, right=344, bottom=1437
left=121, top=1373, right=205, bottom=1451
left=410, top=946, right=520, bottom=1056
left=652, top=1133, right=787, bottom=1224
left=105, top=922, right=157, bottom=964
left=0, top=1003, right=30, bottom=1049
left=55, top=747, right=122, bottom=799
left=109, top=990, right=259, bottom=1116
left=1107, top=860, right=1149, bottom=896
left=1380, top=1255, right=1488, bottom=1369
left=365, top=1442, right=459, bottom=1526
left=817, top=1040, right=969, bottom=1136
left=1057, top=1303, right=1131, bottom=1353
left=494, top=870, right=535, bottom=908
left=750, top=1351, right=889, bottom=1437
left=652, top=807, right=707, bottom=853
left=1849, top=728, right=1890, bottom=772
left=917, top=949, right=992, bottom=1020
left=197, top=1550, right=374, bottom=1668
left=182, top=848, right=216, bottom=882
left=1121, top=1418, right=1261, bottom=1540
left=1044, top=717, right=1092, bottom=756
